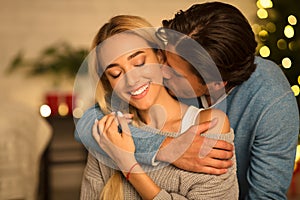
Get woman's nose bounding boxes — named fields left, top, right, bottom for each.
left=125, top=69, right=140, bottom=86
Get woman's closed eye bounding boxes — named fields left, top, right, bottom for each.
left=107, top=70, right=122, bottom=79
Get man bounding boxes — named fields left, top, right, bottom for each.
left=75, top=2, right=299, bottom=199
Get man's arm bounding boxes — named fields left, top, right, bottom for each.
left=75, top=104, right=165, bottom=164
left=247, top=93, right=299, bottom=199
left=75, top=104, right=233, bottom=174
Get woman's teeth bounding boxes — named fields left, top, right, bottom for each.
left=130, top=84, right=149, bottom=96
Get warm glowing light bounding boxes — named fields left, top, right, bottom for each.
left=284, top=25, right=294, bottom=38
left=40, top=104, right=51, bottom=117
left=256, top=0, right=263, bottom=8
left=298, top=76, right=300, bottom=85
left=296, top=145, right=300, bottom=163
left=291, top=85, right=300, bottom=96
left=277, top=39, right=287, bottom=50
left=260, top=0, right=273, bottom=8
left=259, top=30, right=269, bottom=41
left=288, top=15, right=297, bottom=25
left=266, top=22, right=276, bottom=33
left=289, top=41, right=296, bottom=51
left=73, top=107, right=84, bottom=118
left=257, top=8, right=268, bottom=19
left=58, top=102, right=69, bottom=116
left=259, top=46, right=270, bottom=57
left=252, top=24, right=262, bottom=34
left=282, top=57, right=292, bottom=69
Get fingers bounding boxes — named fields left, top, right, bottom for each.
left=116, top=111, right=131, bottom=135
left=192, top=118, right=218, bottom=135
left=214, top=140, right=234, bottom=151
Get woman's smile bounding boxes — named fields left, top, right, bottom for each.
left=129, top=82, right=150, bottom=100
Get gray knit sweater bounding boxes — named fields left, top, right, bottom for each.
left=80, top=106, right=238, bottom=199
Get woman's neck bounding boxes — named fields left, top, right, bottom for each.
left=138, top=88, right=188, bottom=132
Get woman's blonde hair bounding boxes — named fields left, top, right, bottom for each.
left=89, top=15, right=164, bottom=200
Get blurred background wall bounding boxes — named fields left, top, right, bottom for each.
left=0, top=0, right=255, bottom=110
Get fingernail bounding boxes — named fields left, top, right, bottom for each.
left=94, top=119, right=98, bottom=124
left=117, top=111, right=124, bottom=117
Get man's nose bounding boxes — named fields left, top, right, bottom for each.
left=161, top=65, right=173, bottom=79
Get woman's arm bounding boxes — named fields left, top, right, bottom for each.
left=76, top=104, right=233, bottom=174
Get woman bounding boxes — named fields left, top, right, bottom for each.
left=80, top=15, right=238, bottom=199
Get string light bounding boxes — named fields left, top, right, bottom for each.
left=298, top=75, right=300, bottom=85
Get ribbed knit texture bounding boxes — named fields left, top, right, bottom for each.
left=80, top=106, right=238, bottom=199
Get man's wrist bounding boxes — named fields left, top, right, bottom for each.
left=156, top=137, right=173, bottom=163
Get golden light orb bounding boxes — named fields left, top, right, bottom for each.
left=291, top=85, right=300, bottom=96
left=259, top=46, right=270, bottom=57
left=266, top=22, right=276, bottom=33
left=277, top=39, right=287, bottom=50
left=58, top=102, right=69, bottom=116
left=260, top=0, right=273, bottom=8
left=288, top=15, right=297, bottom=25
left=282, top=57, right=292, bottom=69
left=259, top=30, right=269, bottom=41
left=257, top=8, right=268, bottom=19
left=284, top=25, right=294, bottom=38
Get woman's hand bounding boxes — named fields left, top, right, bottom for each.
left=92, top=111, right=136, bottom=171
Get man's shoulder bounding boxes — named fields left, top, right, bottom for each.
left=240, top=56, right=291, bottom=92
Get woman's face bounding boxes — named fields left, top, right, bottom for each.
left=103, top=45, right=164, bottom=111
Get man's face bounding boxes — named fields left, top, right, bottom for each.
left=162, top=50, right=208, bottom=99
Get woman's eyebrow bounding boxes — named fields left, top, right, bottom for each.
left=127, top=50, right=145, bottom=60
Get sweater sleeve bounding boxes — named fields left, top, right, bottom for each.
left=74, top=104, right=166, bottom=165
left=153, top=129, right=238, bottom=200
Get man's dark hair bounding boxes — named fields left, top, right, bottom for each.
left=162, top=1, right=257, bottom=89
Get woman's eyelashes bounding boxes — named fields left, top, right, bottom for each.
left=107, top=70, right=122, bottom=79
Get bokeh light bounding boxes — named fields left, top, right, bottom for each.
left=40, top=104, right=51, bottom=117
left=284, top=25, right=294, bottom=38
left=259, top=30, right=269, bottom=41
left=291, top=85, right=300, bottom=96
left=259, top=0, right=273, bottom=8
left=282, top=57, right=292, bottom=69
left=259, top=46, right=270, bottom=57
left=257, top=8, right=268, bottom=19
left=288, top=15, right=297, bottom=25
left=266, top=22, right=276, bottom=33
left=58, top=102, right=69, bottom=116
left=73, top=107, right=84, bottom=118
left=277, top=39, right=287, bottom=50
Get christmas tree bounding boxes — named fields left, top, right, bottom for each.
left=254, top=0, right=300, bottom=107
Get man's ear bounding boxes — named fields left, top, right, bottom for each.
left=207, top=81, right=227, bottom=92
left=156, top=50, right=166, bottom=64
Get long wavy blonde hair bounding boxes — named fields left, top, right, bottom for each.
left=89, top=15, right=164, bottom=200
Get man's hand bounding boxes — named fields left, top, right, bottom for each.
left=156, top=120, right=234, bottom=174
